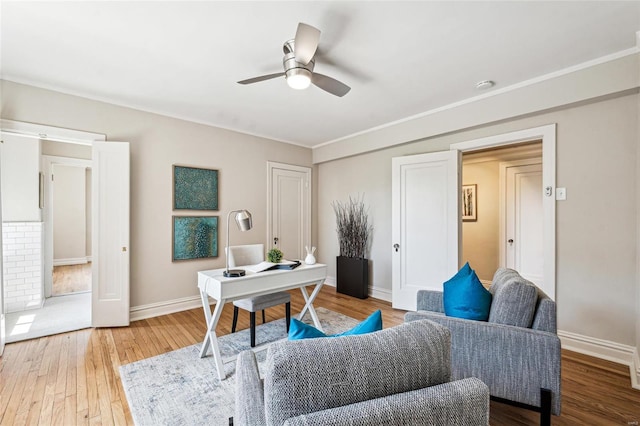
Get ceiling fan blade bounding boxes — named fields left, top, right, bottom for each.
left=237, top=72, right=284, bottom=85
left=294, top=23, right=321, bottom=65
left=311, top=73, right=351, bottom=97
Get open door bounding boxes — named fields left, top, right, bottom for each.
left=392, top=150, right=460, bottom=311
left=92, top=142, right=130, bottom=327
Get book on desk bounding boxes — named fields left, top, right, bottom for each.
left=244, top=260, right=302, bottom=273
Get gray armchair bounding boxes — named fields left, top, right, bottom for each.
left=235, top=319, right=489, bottom=425
left=405, top=268, right=561, bottom=426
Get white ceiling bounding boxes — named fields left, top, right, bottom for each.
left=2, top=1, right=639, bottom=148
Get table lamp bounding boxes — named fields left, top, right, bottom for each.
left=224, top=209, right=253, bottom=277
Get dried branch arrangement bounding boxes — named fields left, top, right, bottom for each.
left=332, top=195, right=373, bottom=259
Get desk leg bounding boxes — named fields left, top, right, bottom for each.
left=298, top=280, right=324, bottom=331
left=198, top=291, right=227, bottom=381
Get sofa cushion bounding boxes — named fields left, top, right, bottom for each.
left=488, top=268, right=538, bottom=328
left=443, top=264, right=492, bottom=321
left=288, top=310, right=382, bottom=340
left=266, top=319, right=452, bottom=425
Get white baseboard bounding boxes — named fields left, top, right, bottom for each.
left=53, top=257, right=90, bottom=266
left=559, top=329, right=639, bottom=389
left=324, top=276, right=392, bottom=302
left=370, top=286, right=392, bottom=302
left=130, top=295, right=202, bottom=322
left=632, top=348, right=640, bottom=390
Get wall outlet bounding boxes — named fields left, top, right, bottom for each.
left=556, top=187, right=567, bottom=200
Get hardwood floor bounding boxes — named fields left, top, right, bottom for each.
left=52, top=264, right=91, bottom=296
left=1, top=285, right=639, bottom=425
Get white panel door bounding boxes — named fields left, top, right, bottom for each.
left=506, top=163, right=544, bottom=287
left=392, top=150, right=460, bottom=311
left=268, top=162, right=311, bottom=261
left=92, top=142, right=130, bottom=327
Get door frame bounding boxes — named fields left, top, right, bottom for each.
left=451, top=124, right=556, bottom=299
left=42, top=155, right=92, bottom=298
left=266, top=161, right=312, bottom=256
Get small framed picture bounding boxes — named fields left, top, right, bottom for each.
left=172, top=216, right=218, bottom=261
left=173, top=165, right=218, bottom=210
left=462, top=184, right=477, bottom=222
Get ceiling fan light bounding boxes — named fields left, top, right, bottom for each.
left=286, top=68, right=312, bottom=90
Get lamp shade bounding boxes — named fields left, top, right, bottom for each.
left=235, top=210, right=252, bottom=232
left=224, top=209, right=253, bottom=278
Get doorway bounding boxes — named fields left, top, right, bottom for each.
left=1, top=137, right=93, bottom=342
left=391, top=124, right=556, bottom=310
left=43, top=156, right=93, bottom=298
left=461, top=142, right=543, bottom=286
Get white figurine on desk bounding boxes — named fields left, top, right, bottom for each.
left=305, top=246, right=316, bottom=265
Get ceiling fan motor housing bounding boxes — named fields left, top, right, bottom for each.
left=283, top=39, right=314, bottom=83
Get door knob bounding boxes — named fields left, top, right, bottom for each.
left=393, top=243, right=399, bottom=252
left=508, top=239, right=514, bottom=244
left=274, top=237, right=279, bottom=245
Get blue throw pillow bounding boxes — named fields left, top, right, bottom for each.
left=288, top=310, right=383, bottom=340
left=443, top=264, right=492, bottom=321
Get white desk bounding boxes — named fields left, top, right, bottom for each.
left=198, top=263, right=327, bottom=380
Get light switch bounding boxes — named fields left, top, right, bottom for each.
left=556, top=187, right=566, bottom=201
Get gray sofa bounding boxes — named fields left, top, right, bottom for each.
left=234, top=319, right=489, bottom=425
left=405, top=268, right=561, bottom=425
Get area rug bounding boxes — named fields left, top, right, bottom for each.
left=120, top=307, right=359, bottom=425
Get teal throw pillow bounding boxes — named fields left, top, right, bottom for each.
left=288, top=310, right=383, bottom=340
left=443, top=264, right=492, bottom=321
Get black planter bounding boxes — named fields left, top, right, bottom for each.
left=336, top=256, right=369, bottom=299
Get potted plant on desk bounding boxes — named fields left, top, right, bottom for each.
left=332, top=195, right=373, bottom=299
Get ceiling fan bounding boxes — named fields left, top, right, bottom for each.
left=237, top=23, right=351, bottom=97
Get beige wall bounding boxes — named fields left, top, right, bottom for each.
left=41, top=139, right=92, bottom=159
left=461, top=161, right=500, bottom=282
left=53, top=164, right=86, bottom=262
left=317, top=93, right=638, bottom=346
left=1, top=80, right=313, bottom=307
left=2, top=80, right=638, bottom=350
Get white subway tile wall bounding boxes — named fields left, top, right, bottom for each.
left=2, top=222, right=44, bottom=312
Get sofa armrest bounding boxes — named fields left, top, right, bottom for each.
left=235, top=350, right=266, bottom=425
left=416, top=290, right=445, bottom=313
left=284, top=378, right=489, bottom=426
left=405, top=310, right=561, bottom=415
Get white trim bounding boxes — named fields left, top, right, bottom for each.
left=53, top=257, right=89, bottom=266
left=559, top=330, right=639, bottom=390
left=314, top=48, right=639, bottom=150
left=452, top=124, right=556, bottom=300
left=1, top=80, right=307, bottom=149
left=369, top=286, right=392, bottom=302
left=0, top=119, right=106, bottom=144
left=130, top=295, right=202, bottom=322
left=324, top=276, right=392, bottom=302
left=632, top=349, right=640, bottom=390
